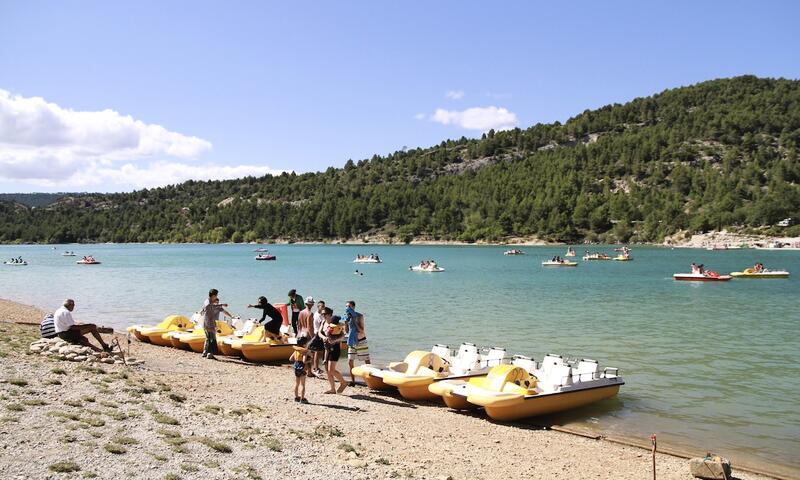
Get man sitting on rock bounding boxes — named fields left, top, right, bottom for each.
left=53, top=299, right=112, bottom=352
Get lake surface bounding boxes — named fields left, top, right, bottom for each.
left=2, top=243, right=798, bottom=474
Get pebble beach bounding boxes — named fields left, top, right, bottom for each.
left=0, top=298, right=784, bottom=480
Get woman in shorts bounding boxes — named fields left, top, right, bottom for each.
left=318, top=312, right=347, bottom=394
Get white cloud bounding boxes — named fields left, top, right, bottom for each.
left=414, top=112, right=426, bottom=120
left=445, top=90, right=465, bottom=100
left=0, top=89, right=282, bottom=190
left=428, top=106, right=519, bottom=132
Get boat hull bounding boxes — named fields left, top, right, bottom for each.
left=142, top=329, right=182, bottom=346
left=673, top=274, right=731, bottom=281
left=730, top=271, right=789, bottom=279
left=428, top=380, right=479, bottom=410
left=126, top=326, right=150, bottom=342
left=240, top=343, right=294, bottom=362
left=217, top=339, right=241, bottom=356
left=480, top=384, right=621, bottom=421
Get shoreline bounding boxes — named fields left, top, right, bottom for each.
left=2, top=230, right=798, bottom=249
left=1, top=298, right=796, bottom=480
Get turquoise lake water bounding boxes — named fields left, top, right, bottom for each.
left=1, top=243, right=798, bottom=473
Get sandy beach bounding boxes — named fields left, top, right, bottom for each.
left=0, top=298, right=787, bottom=480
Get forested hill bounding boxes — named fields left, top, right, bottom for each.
left=2, top=75, right=799, bottom=244
left=0, top=193, right=65, bottom=208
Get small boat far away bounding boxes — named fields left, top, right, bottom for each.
left=582, top=252, right=610, bottom=261
left=503, top=249, right=525, bottom=255
left=354, top=254, right=382, bottom=263
left=565, top=247, right=576, bottom=257
left=76, top=256, right=101, bottom=265
left=410, top=260, right=445, bottom=272
left=255, top=253, right=276, bottom=261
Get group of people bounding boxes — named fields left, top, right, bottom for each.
left=200, top=288, right=370, bottom=404
left=6, top=256, right=25, bottom=264
left=80, top=255, right=98, bottom=263
left=414, top=259, right=438, bottom=269
left=550, top=255, right=566, bottom=263
left=690, top=262, right=706, bottom=274
left=355, top=254, right=381, bottom=261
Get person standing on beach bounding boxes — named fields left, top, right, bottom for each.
left=289, top=335, right=311, bottom=403
left=309, top=300, right=326, bottom=375
left=53, top=299, right=112, bottom=352
left=297, top=296, right=315, bottom=338
left=201, top=289, right=231, bottom=360
left=247, top=296, right=283, bottom=339
left=297, top=296, right=316, bottom=375
left=344, top=300, right=370, bottom=386
left=318, top=309, right=347, bottom=394
left=287, top=289, right=303, bottom=336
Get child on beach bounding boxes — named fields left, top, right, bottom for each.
left=290, top=335, right=311, bottom=403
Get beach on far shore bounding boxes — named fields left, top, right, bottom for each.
left=0, top=298, right=791, bottom=480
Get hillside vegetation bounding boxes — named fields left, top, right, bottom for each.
left=1, top=76, right=799, bottom=244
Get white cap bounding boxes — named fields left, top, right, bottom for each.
left=305, top=296, right=314, bottom=304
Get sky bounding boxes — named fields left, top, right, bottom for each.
left=0, top=1, right=799, bottom=193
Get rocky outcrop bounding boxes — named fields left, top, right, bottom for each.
left=28, top=337, right=143, bottom=365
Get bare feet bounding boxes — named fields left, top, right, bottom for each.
left=337, top=383, right=347, bottom=394
left=323, top=390, right=336, bottom=394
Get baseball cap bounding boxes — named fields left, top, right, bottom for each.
left=305, top=296, right=314, bottom=304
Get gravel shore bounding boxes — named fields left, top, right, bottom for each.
left=0, top=299, right=780, bottom=480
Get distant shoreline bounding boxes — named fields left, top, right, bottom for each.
left=2, top=229, right=798, bottom=249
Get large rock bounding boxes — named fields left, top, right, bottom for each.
left=689, top=455, right=732, bottom=480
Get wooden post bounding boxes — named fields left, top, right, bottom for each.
left=651, top=434, right=657, bottom=480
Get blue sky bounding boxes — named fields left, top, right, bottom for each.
left=0, top=0, right=798, bottom=192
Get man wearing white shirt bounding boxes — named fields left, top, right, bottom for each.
left=54, top=299, right=111, bottom=352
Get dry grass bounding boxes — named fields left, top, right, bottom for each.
left=198, top=436, right=232, bottom=453
left=153, top=413, right=179, bottom=425
left=104, top=443, right=127, bottom=454
left=49, top=461, right=80, bottom=473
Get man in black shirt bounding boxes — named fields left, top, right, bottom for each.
left=247, top=296, right=283, bottom=338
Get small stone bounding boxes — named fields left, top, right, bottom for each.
left=114, top=360, right=124, bottom=365
left=73, top=355, right=87, bottom=362
left=58, top=346, right=71, bottom=354
left=101, top=358, right=115, bottom=364
left=346, top=459, right=367, bottom=468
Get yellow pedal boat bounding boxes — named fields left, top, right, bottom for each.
left=169, top=321, right=235, bottom=352
left=353, top=343, right=508, bottom=401
left=217, top=321, right=263, bottom=356
left=730, top=269, right=789, bottom=279
left=613, top=255, right=632, bottom=261
left=127, top=314, right=193, bottom=343
left=240, top=336, right=296, bottom=362
left=137, top=315, right=194, bottom=346
left=444, top=355, right=624, bottom=421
